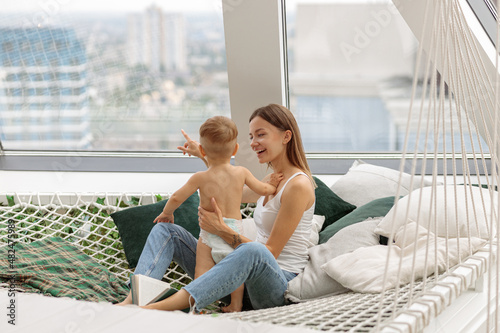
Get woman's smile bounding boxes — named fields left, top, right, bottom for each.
left=256, top=148, right=267, bottom=157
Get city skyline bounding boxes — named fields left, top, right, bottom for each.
left=127, top=6, right=187, bottom=72
left=1, top=1, right=476, bottom=153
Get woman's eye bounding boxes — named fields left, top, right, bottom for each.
left=250, top=133, right=264, bottom=140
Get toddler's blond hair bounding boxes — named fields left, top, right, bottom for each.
left=199, top=116, right=238, bottom=158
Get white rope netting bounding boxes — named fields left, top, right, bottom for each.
left=0, top=192, right=257, bottom=287
left=221, top=281, right=431, bottom=332
left=0, top=192, right=189, bottom=285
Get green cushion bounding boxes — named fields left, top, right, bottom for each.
left=313, top=176, right=356, bottom=231
left=318, top=196, right=396, bottom=244
left=111, top=193, right=200, bottom=268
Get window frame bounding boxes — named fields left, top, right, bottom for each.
left=0, top=0, right=492, bottom=176
left=467, top=0, right=497, bottom=46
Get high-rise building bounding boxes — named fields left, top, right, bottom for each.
left=0, top=27, right=91, bottom=149
left=127, top=5, right=187, bottom=72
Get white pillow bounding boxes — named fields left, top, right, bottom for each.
left=308, top=215, right=326, bottom=247
left=330, top=160, right=435, bottom=207
left=285, top=218, right=382, bottom=302
left=323, top=221, right=486, bottom=293
left=375, top=185, right=497, bottom=239
left=243, top=215, right=326, bottom=246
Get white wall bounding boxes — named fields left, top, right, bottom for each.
left=0, top=170, right=339, bottom=194
left=223, top=0, right=287, bottom=179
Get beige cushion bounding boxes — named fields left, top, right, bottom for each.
left=330, top=160, right=435, bottom=207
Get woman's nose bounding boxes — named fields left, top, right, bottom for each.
left=250, top=138, right=258, bottom=148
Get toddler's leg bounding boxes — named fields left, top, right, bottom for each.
left=195, top=239, right=215, bottom=279
left=222, top=284, right=244, bottom=313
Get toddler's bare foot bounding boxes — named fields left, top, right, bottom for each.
left=221, top=302, right=242, bottom=313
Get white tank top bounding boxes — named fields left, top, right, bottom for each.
left=253, top=172, right=315, bottom=273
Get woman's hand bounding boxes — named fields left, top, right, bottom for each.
left=198, top=198, right=225, bottom=235
left=200, top=198, right=249, bottom=248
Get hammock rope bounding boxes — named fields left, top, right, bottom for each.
left=375, top=0, right=500, bottom=331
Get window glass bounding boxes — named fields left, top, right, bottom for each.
left=0, top=1, right=229, bottom=151
left=286, top=0, right=488, bottom=153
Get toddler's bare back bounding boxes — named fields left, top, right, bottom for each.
left=198, top=165, right=246, bottom=220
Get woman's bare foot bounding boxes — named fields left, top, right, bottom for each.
left=116, top=293, right=133, bottom=306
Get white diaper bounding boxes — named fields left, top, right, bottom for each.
left=199, top=218, right=243, bottom=264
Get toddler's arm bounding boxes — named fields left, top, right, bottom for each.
left=154, top=173, right=201, bottom=223
left=177, top=129, right=209, bottom=167
left=243, top=168, right=283, bottom=196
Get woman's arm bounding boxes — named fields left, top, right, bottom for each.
left=263, top=177, right=314, bottom=258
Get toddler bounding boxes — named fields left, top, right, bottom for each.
left=154, top=116, right=282, bottom=312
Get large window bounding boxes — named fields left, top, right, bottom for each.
left=286, top=0, right=488, bottom=153
left=0, top=1, right=229, bottom=151
left=0, top=0, right=494, bottom=175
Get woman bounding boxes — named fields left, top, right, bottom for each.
left=118, top=104, right=316, bottom=312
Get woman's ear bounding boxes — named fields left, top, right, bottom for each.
left=199, top=145, right=207, bottom=157
left=232, top=143, right=239, bottom=156
left=283, top=130, right=292, bottom=144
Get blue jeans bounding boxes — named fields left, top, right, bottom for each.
left=134, top=223, right=296, bottom=311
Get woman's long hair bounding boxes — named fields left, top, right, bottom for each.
left=250, top=104, right=316, bottom=188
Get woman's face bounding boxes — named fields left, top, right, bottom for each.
left=249, top=116, right=287, bottom=164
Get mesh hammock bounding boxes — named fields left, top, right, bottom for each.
left=0, top=191, right=490, bottom=332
